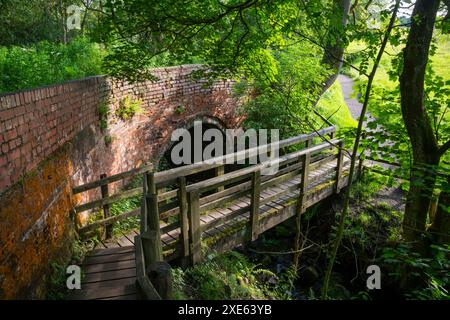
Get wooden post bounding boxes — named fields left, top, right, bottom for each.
left=100, top=174, right=112, bottom=239
left=147, top=262, right=173, bottom=300
left=143, top=172, right=163, bottom=262
left=215, top=165, right=225, bottom=192
left=306, top=139, right=312, bottom=148
left=134, top=235, right=162, bottom=300
left=145, top=172, right=160, bottom=232
left=140, top=173, right=149, bottom=235
left=335, top=141, right=344, bottom=194
left=296, top=153, right=311, bottom=215
left=249, top=170, right=261, bottom=241
left=177, top=177, right=190, bottom=266
left=187, top=191, right=201, bottom=265
left=141, top=230, right=163, bottom=267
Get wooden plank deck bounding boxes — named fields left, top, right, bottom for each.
left=69, top=156, right=351, bottom=300
left=68, top=246, right=138, bottom=300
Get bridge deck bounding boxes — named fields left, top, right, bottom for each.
left=69, top=156, right=350, bottom=300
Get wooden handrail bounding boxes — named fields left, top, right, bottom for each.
left=72, top=163, right=154, bottom=194
left=185, top=138, right=341, bottom=193
left=153, top=126, right=336, bottom=185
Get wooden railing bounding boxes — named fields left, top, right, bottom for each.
left=72, top=126, right=336, bottom=240
left=72, top=163, right=154, bottom=236
left=182, top=137, right=343, bottom=264
left=134, top=126, right=339, bottom=299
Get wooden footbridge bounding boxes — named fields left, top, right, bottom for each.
left=69, top=126, right=355, bottom=300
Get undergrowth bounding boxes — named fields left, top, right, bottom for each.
left=172, top=251, right=295, bottom=300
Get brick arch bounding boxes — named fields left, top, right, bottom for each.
left=0, top=65, right=244, bottom=299
left=154, top=114, right=232, bottom=166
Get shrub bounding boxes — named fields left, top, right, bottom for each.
left=0, top=37, right=104, bottom=94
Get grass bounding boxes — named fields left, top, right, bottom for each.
left=344, top=33, right=450, bottom=118
left=315, top=81, right=358, bottom=129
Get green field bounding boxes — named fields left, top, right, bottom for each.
left=345, top=33, right=449, bottom=116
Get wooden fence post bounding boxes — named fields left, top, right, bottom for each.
left=177, top=177, right=190, bottom=266
left=100, top=174, right=112, bottom=239
left=306, top=139, right=313, bottom=148
left=296, top=153, right=311, bottom=215
left=142, top=172, right=163, bottom=263
left=147, top=262, right=173, bottom=300
left=188, top=191, right=201, bottom=265
left=335, top=141, right=344, bottom=194
left=249, top=170, right=261, bottom=241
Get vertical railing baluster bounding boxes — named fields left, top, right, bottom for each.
left=249, top=170, right=261, bottom=241
left=335, top=141, right=344, bottom=194
left=100, top=173, right=112, bottom=239
left=188, top=190, right=201, bottom=265
left=215, top=165, right=225, bottom=192
left=177, top=176, right=190, bottom=266
left=297, top=153, right=311, bottom=215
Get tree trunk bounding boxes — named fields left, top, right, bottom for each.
left=399, top=0, right=441, bottom=243
left=430, top=175, right=450, bottom=245
left=321, top=0, right=401, bottom=299
left=320, top=0, right=351, bottom=94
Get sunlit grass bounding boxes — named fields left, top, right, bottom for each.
left=316, top=81, right=358, bottom=129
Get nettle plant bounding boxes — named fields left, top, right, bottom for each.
left=115, top=96, right=143, bottom=121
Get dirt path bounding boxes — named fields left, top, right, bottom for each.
left=338, top=74, right=363, bottom=120
left=338, top=74, right=405, bottom=210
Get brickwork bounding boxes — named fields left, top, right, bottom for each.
left=0, top=65, right=243, bottom=298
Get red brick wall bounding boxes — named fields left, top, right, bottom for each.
left=0, top=65, right=243, bottom=298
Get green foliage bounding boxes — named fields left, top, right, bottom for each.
left=345, top=34, right=450, bottom=169
left=115, top=96, right=143, bottom=121
left=104, top=135, right=113, bottom=146
left=95, top=0, right=338, bottom=83
left=0, top=37, right=105, bottom=93
left=110, top=194, right=141, bottom=235
left=383, top=243, right=450, bottom=300
left=98, top=102, right=110, bottom=130
left=46, top=262, right=70, bottom=300
left=46, top=238, right=90, bottom=300
left=174, top=251, right=291, bottom=300
left=238, top=42, right=354, bottom=140
left=0, top=0, right=63, bottom=45
left=109, top=175, right=144, bottom=235
left=175, top=105, right=186, bottom=114
left=0, top=0, right=102, bottom=46
left=350, top=171, right=393, bottom=201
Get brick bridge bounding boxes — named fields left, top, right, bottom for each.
left=0, top=65, right=243, bottom=299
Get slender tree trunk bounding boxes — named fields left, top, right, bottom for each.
left=430, top=175, right=450, bottom=244
left=399, top=0, right=441, bottom=243
left=320, top=0, right=352, bottom=94
left=320, top=0, right=401, bottom=299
